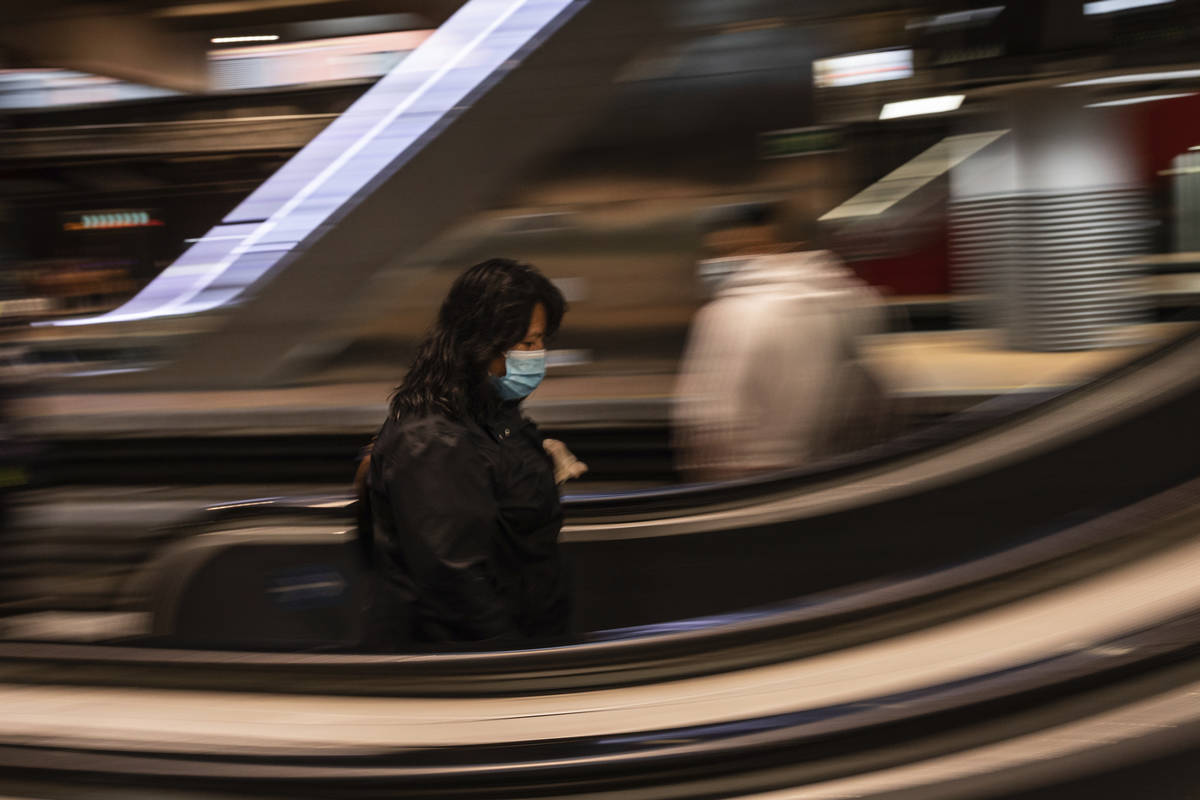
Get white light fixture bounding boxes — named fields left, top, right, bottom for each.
left=211, top=34, right=280, bottom=43
left=1086, top=92, right=1196, bottom=107
left=1083, top=0, right=1172, bottom=13
left=906, top=5, right=1004, bottom=30
left=879, top=94, right=964, bottom=120
left=1063, top=69, right=1200, bottom=87
left=1189, top=145, right=1200, bottom=151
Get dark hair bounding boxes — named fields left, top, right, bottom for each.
left=390, top=258, right=565, bottom=422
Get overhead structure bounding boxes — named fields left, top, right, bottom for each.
left=0, top=3, right=209, bottom=93
left=57, top=0, right=667, bottom=389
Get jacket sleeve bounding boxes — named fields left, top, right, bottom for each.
left=353, top=437, right=375, bottom=569
left=377, top=426, right=513, bottom=641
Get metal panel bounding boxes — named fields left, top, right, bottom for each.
left=952, top=188, right=1149, bottom=350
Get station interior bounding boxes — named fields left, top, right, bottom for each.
left=3, top=0, right=1200, bottom=797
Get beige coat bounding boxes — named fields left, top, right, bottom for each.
left=672, top=250, right=890, bottom=480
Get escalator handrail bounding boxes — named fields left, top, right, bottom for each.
left=1, top=607, right=1197, bottom=797
left=3, top=472, right=1198, bottom=695
left=563, top=322, right=1200, bottom=517
left=138, top=323, right=1200, bottom=531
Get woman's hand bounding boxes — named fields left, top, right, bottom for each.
left=542, top=438, right=588, bottom=485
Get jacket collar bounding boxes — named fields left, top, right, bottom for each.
left=479, top=399, right=524, bottom=442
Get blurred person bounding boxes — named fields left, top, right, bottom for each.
left=672, top=205, right=892, bottom=481
left=360, top=258, right=585, bottom=650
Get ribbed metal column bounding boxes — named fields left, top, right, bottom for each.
left=950, top=194, right=1022, bottom=332
left=950, top=91, right=1148, bottom=351
left=1015, top=189, right=1147, bottom=351
left=952, top=189, right=1148, bottom=350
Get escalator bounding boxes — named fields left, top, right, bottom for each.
left=0, top=322, right=1197, bottom=645
left=2, top=472, right=1200, bottom=799
left=2, top=324, right=1200, bottom=799
left=36, top=319, right=1192, bottom=641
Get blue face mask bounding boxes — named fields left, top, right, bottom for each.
left=491, top=349, right=546, bottom=401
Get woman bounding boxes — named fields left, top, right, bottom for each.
left=363, top=258, right=573, bottom=648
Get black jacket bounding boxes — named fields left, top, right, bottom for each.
left=365, top=401, right=569, bottom=647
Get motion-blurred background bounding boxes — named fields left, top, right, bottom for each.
left=4, top=2, right=1200, bottom=798
left=2, top=0, right=1200, bottom=633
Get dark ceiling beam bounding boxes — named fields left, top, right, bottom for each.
left=0, top=3, right=209, bottom=92
left=0, top=0, right=453, bottom=90
left=146, top=0, right=450, bottom=29
left=0, top=115, right=334, bottom=162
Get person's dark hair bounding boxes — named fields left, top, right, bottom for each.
left=390, top=258, right=565, bottom=422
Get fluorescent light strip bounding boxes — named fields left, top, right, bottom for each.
left=1084, top=0, right=1172, bottom=14
left=207, top=29, right=427, bottom=58
left=1063, top=69, right=1200, bottom=87
left=183, top=234, right=252, bottom=243
left=211, top=35, right=280, bottom=43
left=1087, top=92, right=1196, bottom=107
left=879, top=94, right=964, bottom=120
left=906, top=5, right=1004, bottom=30
left=52, top=0, right=581, bottom=327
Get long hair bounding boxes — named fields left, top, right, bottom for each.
left=390, top=259, right=565, bottom=423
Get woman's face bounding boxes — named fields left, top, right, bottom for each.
left=489, top=303, right=547, bottom=377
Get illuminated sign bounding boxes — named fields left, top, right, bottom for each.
left=759, top=127, right=844, bottom=159
left=63, top=211, right=163, bottom=231
left=814, top=50, right=913, bottom=89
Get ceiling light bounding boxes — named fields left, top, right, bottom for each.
left=1062, top=69, right=1200, bottom=87
left=1086, top=93, right=1196, bottom=107
left=906, top=6, right=1004, bottom=30
left=879, top=94, right=964, bottom=120
left=211, top=35, right=280, bottom=44
left=1083, top=0, right=1172, bottom=13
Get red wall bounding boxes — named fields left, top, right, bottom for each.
left=1128, top=91, right=1200, bottom=181
left=850, top=221, right=951, bottom=296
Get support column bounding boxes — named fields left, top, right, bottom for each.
left=951, top=90, right=1149, bottom=351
